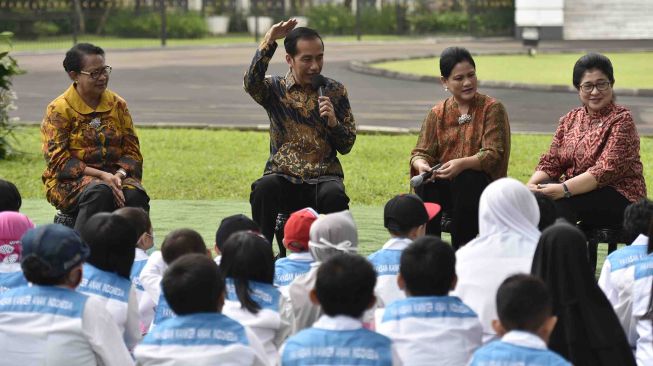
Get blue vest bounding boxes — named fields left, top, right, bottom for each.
left=0, top=271, right=28, bottom=293
left=0, top=285, right=87, bottom=318
left=607, top=245, right=648, bottom=272
left=368, top=250, right=402, bottom=276
left=471, top=341, right=570, bottom=366
left=274, top=258, right=312, bottom=287
left=142, top=312, right=249, bottom=347
left=282, top=327, right=394, bottom=365
left=382, top=296, right=478, bottom=322
left=77, top=263, right=131, bottom=303
left=130, top=259, right=147, bottom=292
left=225, top=278, right=280, bottom=312
left=153, top=291, right=176, bottom=326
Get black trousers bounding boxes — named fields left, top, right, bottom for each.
left=250, top=175, right=350, bottom=243
left=73, top=182, right=150, bottom=233
left=554, top=186, right=630, bottom=229
left=414, top=169, right=490, bottom=249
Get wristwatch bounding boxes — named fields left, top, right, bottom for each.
left=562, top=182, right=572, bottom=198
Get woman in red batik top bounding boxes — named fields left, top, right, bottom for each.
left=528, top=53, right=646, bottom=229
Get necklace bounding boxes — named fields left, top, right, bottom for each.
left=458, top=114, right=472, bottom=125
left=89, top=117, right=101, bottom=129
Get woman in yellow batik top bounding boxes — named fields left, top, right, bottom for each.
left=41, top=43, right=149, bottom=232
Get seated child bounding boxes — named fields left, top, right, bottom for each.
left=632, top=219, right=653, bottom=365
left=77, top=213, right=141, bottom=349
left=274, top=208, right=317, bottom=296
left=368, top=194, right=439, bottom=307
left=469, top=274, right=571, bottom=366
left=214, top=214, right=260, bottom=265
left=0, top=211, right=34, bottom=293
left=598, top=198, right=652, bottom=346
left=281, top=253, right=401, bottom=365
left=220, top=231, right=293, bottom=365
left=114, top=207, right=156, bottom=333
left=287, top=210, right=359, bottom=332
left=376, top=236, right=482, bottom=365
left=134, top=253, right=268, bottom=365
left=0, top=224, right=133, bottom=366
left=149, top=228, right=210, bottom=329
left=0, top=178, right=21, bottom=212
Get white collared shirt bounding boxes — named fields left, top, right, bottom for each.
left=288, top=262, right=322, bottom=332
left=469, top=330, right=571, bottom=365
left=0, top=262, right=27, bottom=294
left=280, top=315, right=403, bottom=365
left=376, top=296, right=482, bottom=366
left=368, top=237, right=413, bottom=308
left=598, top=234, right=649, bottom=346
left=138, top=251, right=167, bottom=306
left=274, top=252, right=313, bottom=297
left=631, top=254, right=653, bottom=365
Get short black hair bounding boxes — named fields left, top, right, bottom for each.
left=21, top=256, right=68, bottom=285
left=219, top=231, right=274, bottom=314
left=316, top=253, right=376, bottom=318
left=572, top=53, right=615, bottom=89
left=162, top=254, right=224, bottom=315
left=113, top=207, right=152, bottom=238
left=161, top=228, right=207, bottom=265
left=623, top=199, right=653, bottom=240
left=439, top=46, right=475, bottom=78
left=0, top=179, right=21, bottom=212
left=81, top=213, right=138, bottom=279
left=400, top=236, right=455, bottom=296
left=63, top=43, right=104, bottom=73
left=214, top=214, right=259, bottom=252
left=496, top=274, right=552, bottom=333
left=284, top=27, right=323, bottom=57
left=534, top=192, right=557, bottom=231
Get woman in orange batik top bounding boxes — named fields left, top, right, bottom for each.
left=411, top=47, right=510, bottom=250
left=41, top=43, right=149, bottom=232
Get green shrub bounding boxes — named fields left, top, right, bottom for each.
left=359, top=5, right=398, bottom=34
left=32, top=21, right=61, bottom=37
left=306, top=4, right=355, bottom=35
left=408, top=11, right=468, bottom=34
left=470, top=8, right=513, bottom=36
left=0, top=32, right=24, bottom=159
left=105, top=10, right=208, bottom=38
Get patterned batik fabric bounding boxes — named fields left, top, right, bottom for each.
left=536, top=103, right=646, bottom=202
left=41, top=84, right=145, bottom=210
left=410, top=93, right=511, bottom=181
left=244, top=41, right=356, bottom=183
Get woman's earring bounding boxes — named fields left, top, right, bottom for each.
left=444, top=87, right=448, bottom=92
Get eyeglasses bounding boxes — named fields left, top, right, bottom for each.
left=79, top=65, right=112, bottom=79
left=580, top=80, right=611, bottom=93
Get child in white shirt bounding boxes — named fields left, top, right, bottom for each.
left=214, top=214, right=260, bottom=266
left=281, top=253, right=401, bottom=365
left=114, top=207, right=156, bottom=334
left=368, top=194, right=439, bottom=307
left=220, top=231, right=293, bottom=365
left=274, top=208, right=317, bottom=296
left=469, top=274, right=571, bottom=366
left=0, top=224, right=133, bottom=366
left=376, top=236, right=481, bottom=365
left=134, top=253, right=269, bottom=365
left=77, top=213, right=141, bottom=349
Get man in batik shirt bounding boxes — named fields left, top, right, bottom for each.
left=244, top=19, right=356, bottom=243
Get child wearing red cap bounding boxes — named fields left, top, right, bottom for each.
left=274, top=208, right=318, bottom=297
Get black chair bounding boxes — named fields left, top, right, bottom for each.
left=579, top=223, right=625, bottom=276
left=274, top=212, right=290, bottom=259
left=53, top=210, right=77, bottom=228
left=440, top=211, right=453, bottom=234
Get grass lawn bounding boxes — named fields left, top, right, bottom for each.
left=10, top=34, right=420, bottom=52
left=3, top=127, right=649, bottom=273
left=371, top=52, right=653, bottom=89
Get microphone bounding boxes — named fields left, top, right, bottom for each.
left=410, top=163, right=443, bottom=188
left=311, top=74, right=328, bottom=97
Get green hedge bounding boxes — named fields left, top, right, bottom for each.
left=104, top=10, right=208, bottom=38
left=306, top=4, right=355, bottom=35
left=408, top=11, right=468, bottom=33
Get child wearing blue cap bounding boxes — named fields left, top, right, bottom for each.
left=0, top=224, right=133, bottom=366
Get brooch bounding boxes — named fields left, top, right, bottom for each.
left=89, top=117, right=101, bottom=129
left=458, top=114, right=472, bottom=125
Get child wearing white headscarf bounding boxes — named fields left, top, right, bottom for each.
left=287, top=210, right=358, bottom=332
left=452, top=177, right=540, bottom=343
